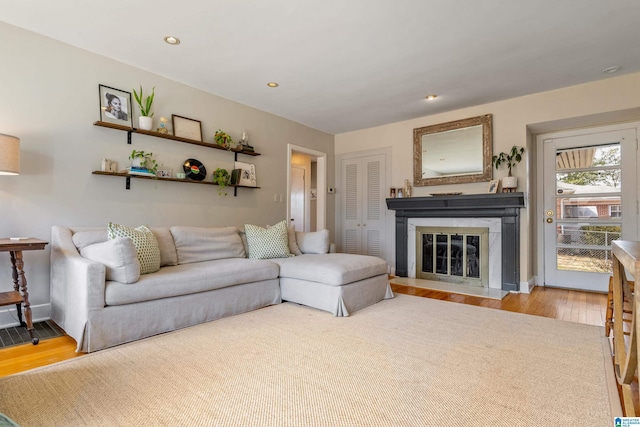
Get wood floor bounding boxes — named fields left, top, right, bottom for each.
left=0, top=285, right=607, bottom=378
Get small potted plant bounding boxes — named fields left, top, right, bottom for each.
left=129, top=150, right=158, bottom=175
left=212, top=168, right=230, bottom=196
left=492, top=145, right=525, bottom=190
left=132, top=85, right=155, bottom=131
left=214, top=129, right=234, bottom=150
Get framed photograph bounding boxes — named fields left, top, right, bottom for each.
left=172, top=115, right=202, bottom=141
left=234, top=161, right=257, bottom=187
left=156, top=166, right=172, bottom=179
left=310, top=188, right=318, bottom=201
left=99, top=85, right=133, bottom=127
left=389, top=187, right=396, bottom=198
left=488, top=179, right=499, bottom=193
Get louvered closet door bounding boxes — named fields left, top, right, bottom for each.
left=341, top=154, right=385, bottom=257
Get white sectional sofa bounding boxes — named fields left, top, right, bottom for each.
left=50, top=224, right=392, bottom=352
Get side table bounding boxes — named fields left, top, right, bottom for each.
left=0, top=238, right=48, bottom=345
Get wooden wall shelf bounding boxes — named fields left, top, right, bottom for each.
left=92, top=171, right=260, bottom=196
left=93, top=121, right=260, bottom=157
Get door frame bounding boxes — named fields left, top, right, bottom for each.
left=335, top=147, right=392, bottom=264
left=535, top=121, right=640, bottom=288
left=287, top=144, right=327, bottom=230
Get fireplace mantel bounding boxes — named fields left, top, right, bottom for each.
left=386, top=193, right=525, bottom=291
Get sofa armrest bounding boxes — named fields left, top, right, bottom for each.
left=50, top=226, right=107, bottom=350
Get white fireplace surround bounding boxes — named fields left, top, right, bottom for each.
left=407, top=217, right=502, bottom=289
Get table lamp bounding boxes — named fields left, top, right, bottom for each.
left=0, top=134, right=20, bottom=175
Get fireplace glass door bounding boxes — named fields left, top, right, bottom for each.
left=417, top=227, right=488, bottom=287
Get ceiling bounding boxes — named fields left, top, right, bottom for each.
left=2, top=0, right=639, bottom=134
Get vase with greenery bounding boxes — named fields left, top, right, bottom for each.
left=214, top=129, right=234, bottom=150
left=132, top=85, right=155, bottom=131
left=492, top=145, right=524, bottom=189
left=129, top=150, right=158, bottom=175
left=213, top=168, right=230, bottom=196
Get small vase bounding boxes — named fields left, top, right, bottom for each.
left=502, top=176, right=518, bottom=189
left=138, top=116, right=153, bottom=131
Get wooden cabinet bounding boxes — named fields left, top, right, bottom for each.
left=92, top=121, right=260, bottom=196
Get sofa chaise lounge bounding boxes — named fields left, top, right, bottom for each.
left=50, top=224, right=392, bottom=352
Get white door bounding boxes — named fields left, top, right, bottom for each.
left=290, top=166, right=305, bottom=232
left=542, top=128, right=637, bottom=292
left=341, top=154, right=385, bottom=257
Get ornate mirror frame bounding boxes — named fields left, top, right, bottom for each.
left=413, top=114, right=493, bottom=186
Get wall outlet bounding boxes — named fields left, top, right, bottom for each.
left=327, top=187, right=335, bottom=194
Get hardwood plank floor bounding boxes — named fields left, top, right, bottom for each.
left=0, top=285, right=608, bottom=379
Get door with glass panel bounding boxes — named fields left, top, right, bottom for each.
left=542, top=128, right=637, bottom=292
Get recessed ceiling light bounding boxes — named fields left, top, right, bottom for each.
left=425, top=94, right=438, bottom=100
left=267, top=82, right=279, bottom=88
left=164, top=36, right=180, bottom=45
left=602, top=65, right=621, bottom=74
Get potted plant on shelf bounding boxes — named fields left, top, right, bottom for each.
left=129, top=150, right=158, bottom=176
left=212, top=168, right=230, bottom=196
left=132, top=85, right=155, bottom=131
left=214, top=129, right=234, bottom=150
left=492, top=145, right=525, bottom=190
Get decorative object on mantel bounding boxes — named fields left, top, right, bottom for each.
left=389, top=187, right=396, bottom=198
left=429, top=192, right=463, bottom=196
left=212, top=168, right=230, bottom=196
left=492, top=145, right=524, bottom=192
left=98, top=84, right=133, bottom=128
left=403, top=179, right=412, bottom=198
left=132, top=85, right=155, bottom=131
left=183, top=158, right=207, bottom=181
left=487, top=179, right=499, bottom=193
left=214, top=129, right=234, bottom=150
left=128, top=150, right=158, bottom=176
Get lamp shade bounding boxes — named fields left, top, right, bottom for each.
left=0, top=133, right=20, bottom=175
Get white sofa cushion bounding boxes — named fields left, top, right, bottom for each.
left=104, top=258, right=279, bottom=305
left=108, top=223, right=161, bottom=274
left=295, top=229, right=330, bottom=254
left=80, top=237, right=141, bottom=284
left=170, top=226, right=245, bottom=264
left=244, top=220, right=293, bottom=259
left=272, top=253, right=388, bottom=286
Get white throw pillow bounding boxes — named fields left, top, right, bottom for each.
left=80, top=237, right=141, bottom=284
left=150, top=227, right=178, bottom=266
left=107, top=223, right=161, bottom=274
left=287, top=225, right=303, bottom=256
left=296, top=229, right=330, bottom=254
left=244, top=220, right=294, bottom=259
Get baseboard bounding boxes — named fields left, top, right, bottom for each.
left=0, top=303, right=51, bottom=329
left=519, top=277, right=536, bottom=294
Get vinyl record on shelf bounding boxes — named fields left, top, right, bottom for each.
left=183, top=158, right=207, bottom=181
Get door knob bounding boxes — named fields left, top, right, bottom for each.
left=546, top=218, right=553, bottom=224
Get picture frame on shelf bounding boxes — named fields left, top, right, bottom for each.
left=98, top=84, right=133, bottom=127
left=156, top=166, right=172, bottom=179
left=230, top=168, right=242, bottom=185
left=234, top=161, right=257, bottom=187
left=488, top=179, right=499, bottom=193
left=172, top=114, right=202, bottom=141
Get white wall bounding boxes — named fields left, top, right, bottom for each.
left=0, top=22, right=334, bottom=324
left=335, top=72, right=640, bottom=285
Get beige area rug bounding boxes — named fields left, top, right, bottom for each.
left=0, top=294, right=620, bottom=426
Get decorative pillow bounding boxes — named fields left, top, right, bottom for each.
left=80, top=237, right=141, bottom=284
left=170, top=226, right=245, bottom=264
left=287, top=225, right=303, bottom=256
left=296, top=229, right=330, bottom=254
left=72, top=230, right=108, bottom=251
left=244, top=220, right=293, bottom=259
left=150, top=227, right=178, bottom=266
left=107, top=223, right=161, bottom=274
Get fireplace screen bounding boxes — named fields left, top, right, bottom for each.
left=416, top=227, right=489, bottom=287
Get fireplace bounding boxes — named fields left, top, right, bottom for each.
left=387, top=193, right=525, bottom=291
left=416, top=226, right=489, bottom=287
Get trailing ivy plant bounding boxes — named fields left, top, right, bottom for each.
left=214, top=129, right=234, bottom=150
left=129, top=150, right=158, bottom=175
left=213, top=168, right=230, bottom=196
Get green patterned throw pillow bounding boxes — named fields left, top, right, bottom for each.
left=107, top=223, right=161, bottom=274
left=244, top=220, right=294, bottom=259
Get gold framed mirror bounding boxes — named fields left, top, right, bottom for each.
left=413, top=114, right=493, bottom=186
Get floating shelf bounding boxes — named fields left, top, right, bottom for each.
left=92, top=171, right=260, bottom=196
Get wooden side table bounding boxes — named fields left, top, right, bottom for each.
left=0, top=238, right=48, bottom=345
